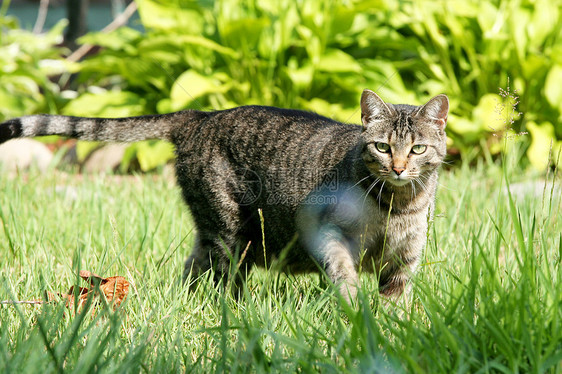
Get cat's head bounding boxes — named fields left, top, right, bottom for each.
left=360, top=89, right=448, bottom=187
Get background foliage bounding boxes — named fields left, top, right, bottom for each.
left=1, top=0, right=561, bottom=170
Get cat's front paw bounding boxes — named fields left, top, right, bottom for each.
left=338, top=281, right=358, bottom=304
left=378, top=276, right=413, bottom=311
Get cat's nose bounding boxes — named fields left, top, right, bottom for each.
left=392, top=166, right=406, bottom=175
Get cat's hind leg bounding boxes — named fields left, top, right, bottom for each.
left=182, top=232, right=249, bottom=293
left=183, top=234, right=213, bottom=289
left=178, top=158, right=255, bottom=296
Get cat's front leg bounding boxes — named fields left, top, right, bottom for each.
left=314, top=238, right=359, bottom=303
left=377, top=246, right=421, bottom=306
left=297, top=187, right=364, bottom=303
left=379, top=272, right=411, bottom=299
left=374, top=213, right=427, bottom=306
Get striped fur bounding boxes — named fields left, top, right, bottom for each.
left=0, top=111, right=206, bottom=144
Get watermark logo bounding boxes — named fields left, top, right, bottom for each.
left=231, top=168, right=262, bottom=206
left=229, top=167, right=341, bottom=206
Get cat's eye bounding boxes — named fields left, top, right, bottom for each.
left=411, top=144, right=427, bottom=154
left=375, top=142, right=390, bottom=153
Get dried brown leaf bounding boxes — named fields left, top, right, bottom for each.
left=79, top=270, right=105, bottom=285
left=99, top=276, right=129, bottom=307
left=3, top=270, right=129, bottom=312
left=79, top=270, right=129, bottom=307
left=46, top=286, right=91, bottom=309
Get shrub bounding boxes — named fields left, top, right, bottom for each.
left=2, top=0, right=561, bottom=170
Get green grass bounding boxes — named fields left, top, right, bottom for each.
left=0, top=155, right=561, bottom=373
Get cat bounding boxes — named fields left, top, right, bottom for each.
left=0, top=90, right=448, bottom=302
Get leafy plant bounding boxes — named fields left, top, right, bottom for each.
left=2, top=0, right=561, bottom=170
left=384, top=0, right=562, bottom=168
left=0, top=15, right=71, bottom=120
left=67, top=0, right=561, bottom=170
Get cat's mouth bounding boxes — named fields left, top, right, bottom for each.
left=386, top=175, right=411, bottom=187
left=364, top=162, right=413, bottom=187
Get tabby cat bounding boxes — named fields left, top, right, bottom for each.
left=0, top=90, right=448, bottom=302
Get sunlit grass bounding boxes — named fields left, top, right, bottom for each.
left=0, top=154, right=560, bottom=372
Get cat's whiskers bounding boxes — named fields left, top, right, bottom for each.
left=351, top=173, right=377, bottom=189
left=414, top=176, right=428, bottom=193
left=419, top=171, right=454, bottom=192
left=417, top=172, right=430, bottom=183
left=377, top=180, right=386, bottom=207
left=362, top=177, right=381, bottom=206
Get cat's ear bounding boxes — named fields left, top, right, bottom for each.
left=361, top=89, right=393, bottom=127
left=415, top=94, right=449, bottom=131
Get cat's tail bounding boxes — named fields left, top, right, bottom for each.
left=0, top=111, right=203, bottom=144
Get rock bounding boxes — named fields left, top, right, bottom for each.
left=0, top=139, right=54, bottom=172
left=506, top=180, right=561, bottom=199
left=83, top=144, right=127, bottom=173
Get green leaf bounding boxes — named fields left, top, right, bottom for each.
left=0, top=86, right=41, bottom=119
left=299, top=98, right=359, bottom=123
left=447, top=116, right=482, bottom=142
left=136, top=0, right=204, bottom=34
left=509, top=7, right=531, bottom=64
left=181, top=35, right=240, bottom=59
left=38, top=59, right=78, bottom=76
left=169, top=70, right=230, bottom=111
left=76, top=142, right=102, bottom=162
left=476, top=2, right=499, bottom=37
left=156, top=98, right=173, bottom=114
left=219, top=18, right=270, bottom=51
left=329, top=6, right=356, bottom=38
left=120, top=143, right=138, bottom=172
left=544, top=65, right=562, bottom=111
left=285, top=59, right=314, bottom=90
left=44, top=19, right=68, bottom=45
left=526, top=121, right=559, bottom=170
left=135, top=140, right=175, bottom=171
left=62, top=91, right=146, bottom=118
left=78, top=27, right=141, bottom=52
left=522, top=54, right=548, bottom=81
left=472, top=94, right=507, bottom=133
left=316, top=49, right=361, bottom=73
left=138, top=35, right=239, bottom=60
left=528, top=0, right=560, bottom=49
